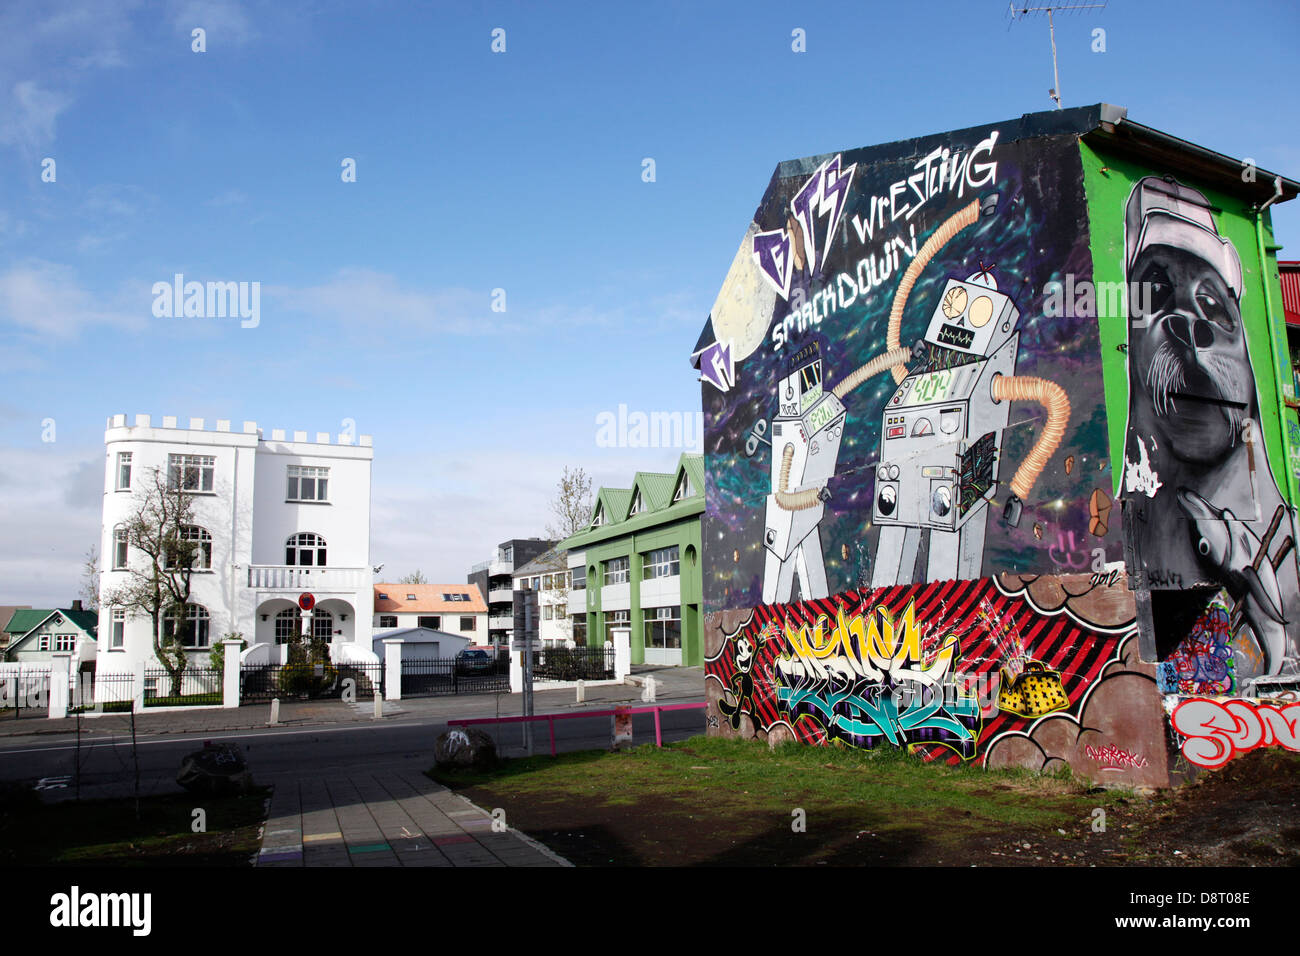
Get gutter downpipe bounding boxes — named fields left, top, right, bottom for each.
left=1254, top=176, right=1299, bottom=547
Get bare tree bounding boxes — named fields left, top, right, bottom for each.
left=541, top=467, right=594, bottom=647
left=398, top=569, right=429, bottom=584
left=545, top=466, right=594, bottom=540
left=103, top=467, right=202, bottom=698
left=80, top=544, right=100, bottom=612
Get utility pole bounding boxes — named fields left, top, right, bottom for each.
left=1008, top=2, right=1106, bottom=110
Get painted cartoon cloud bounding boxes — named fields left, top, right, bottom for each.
left=983, top=635, right=1169, bottom=788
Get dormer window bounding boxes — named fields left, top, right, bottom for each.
left=674, top=473, right=694, bottom=501
left=592, top=502, right=606, bottom=526
left=630, top=490, right=643, bottom=515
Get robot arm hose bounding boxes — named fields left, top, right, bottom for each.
left=991, top=374, right=1071, bottom=501
left=885, top=197, right=983, bottom=384
left=830, top=346, right=913, bottom=401
left=774, top=442, right=824, bottom=511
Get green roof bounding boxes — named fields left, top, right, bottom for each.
left=560, top=453, right=705, bottom=550
left=3, top=608, right=98, bottom=636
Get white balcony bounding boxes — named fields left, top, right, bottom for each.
left=488, top=615, right=514, bottom=630
left=488, top=587, right=514, bottom=603
left=246, top=565, right=370, bottom=591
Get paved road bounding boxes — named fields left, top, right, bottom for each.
left=0, top=675, right=707, bottom=802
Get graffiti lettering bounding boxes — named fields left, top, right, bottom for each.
left=753, top=154, right=857, bottom=300
left=1084, top=743, right=1149, bottom=770
left=1048, top=529, right=1091, bottom=570
left=1171, top=697, right=1300, bottom=769
left=1089, top=569, right=1122, bottom=589
left=1145, top=568, right=1183, bottom=588
left=774, top=600, right=982, bottom=758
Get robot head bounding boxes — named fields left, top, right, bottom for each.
left=779, top=335, right=827, bottom=417
left=923, top=270, right=1019, bottom=357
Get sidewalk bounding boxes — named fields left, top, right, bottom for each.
left=257, top=767, right=568, bottom=867
left=0, top=666, right=705, bottom=740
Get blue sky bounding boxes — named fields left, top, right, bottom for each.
left=3, top=0, right=1298, bottom=606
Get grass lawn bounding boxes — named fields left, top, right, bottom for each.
left=0, top=785, right=270, bottom=866
left=429, top=735, right=1142, bottom=866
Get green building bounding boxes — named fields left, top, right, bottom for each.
left=558, top=453, right=704, bottom=666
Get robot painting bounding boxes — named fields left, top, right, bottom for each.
left=761, top=338, right=844, bottom=603
left=758, top=192, right=1072, bottom=599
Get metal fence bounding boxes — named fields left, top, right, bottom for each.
left=240, top=661, right=384, bottom=703
left=0, top=668, right=51, bottom=719
left=70, top=671, right=135, bottom=713
left=143, top=667, right=223, bottom=707
left=532, top=645, right=616, bottom=682
left=400, top=655, right=510, bottom=698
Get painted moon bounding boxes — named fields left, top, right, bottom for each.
left=711, top=223, right=779, bottom=362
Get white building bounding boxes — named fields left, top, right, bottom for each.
left=97, top=413, right=375, bottom=670
left=372, top=583, right=487, bottom=643
left=513, top=550, right=576, bottom=647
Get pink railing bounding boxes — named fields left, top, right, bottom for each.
left=449, top=702, right=706, bottom=756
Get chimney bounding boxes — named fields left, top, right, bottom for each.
left=71, top=599, right=83, bottom=611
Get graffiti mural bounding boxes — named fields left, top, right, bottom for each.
left=1120, top=176, right=1300, bottom=684
left=705, top=572, right=1166, bottom=782
left=697, top=114, right=1113, bottom=615
left=1170, top=697, right=1300, bottom=769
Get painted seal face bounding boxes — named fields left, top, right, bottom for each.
left=1128, top=244, right=1251, bottom=463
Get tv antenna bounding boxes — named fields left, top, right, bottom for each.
left=1008, top=2, right=1107, bottom=109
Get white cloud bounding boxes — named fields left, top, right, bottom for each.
left=0, top=80, right=71, bottom=151
left=0, top=259, right=147, bottom=339
left=0, top=445, right=101, bottom=608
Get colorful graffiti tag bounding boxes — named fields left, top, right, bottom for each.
left=705, top=574, right=1153, bottom=771
left=1170, top=697, right=1300, bottom=769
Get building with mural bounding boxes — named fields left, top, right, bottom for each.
left=694, top=104, right=1300, bottom=786
left=557, top=453, right=705, bottom=666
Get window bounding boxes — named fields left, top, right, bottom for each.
left=378, top=615, right=398, bottom=628
left=603, top=557, right=630, bottom=586
left=532, top=577, right=541, bottom=590
left=163, top=603, right=211, bottom=648
left=674, top=473, right=694, bottom=501
left=406, top=594, right=417, bottom=601
left=573, top=616, right=587, bottom=646
left=116, top=452, right=132, bottom=490
left=167, top=454, right=215, bottom=492
left=592, top=503, right=605, bottom=526
left=603, top=609, right=630, bottom=643
left=442, top=592, right=469, bottom=601
left=287, top=465, right=329, bottom=502
left=55, top=634, right=75, bottom=652
left=555, top=604, right=567, bottom=620
left=571, top=565, right=586, bottom=589
left=644, top=606, right=682, bottom=650
left=418, top=615, right=441, bottom=630
left=543, top=574, right=553, bottom=590
left=113, top=526, right=129, bottom=570
left=110, top=609, right=125, bottom=649
left=285, top=533, right=327, bottom=567
left=642, top=545, right=680, bottom=579
left=460, top=616, right=476, bottom=631
left=164, top=525, right=212, bottom=570
left=543, top=605, right=554, bottom=621
left=312, top=609, right=334, bottom=640
left=275, top=608, right=300, bottom=644
left=38, top=635, right=49, bottom=651
left=630, top=490, right=643, bottom=515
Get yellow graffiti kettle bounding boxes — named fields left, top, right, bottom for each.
left=996, top=660, right=1070, bottom=718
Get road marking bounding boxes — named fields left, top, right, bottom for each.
left=304, top=832, right=343, bottom=843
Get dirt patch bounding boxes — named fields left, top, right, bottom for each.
left=439, top=742, right=1300, bottom=866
